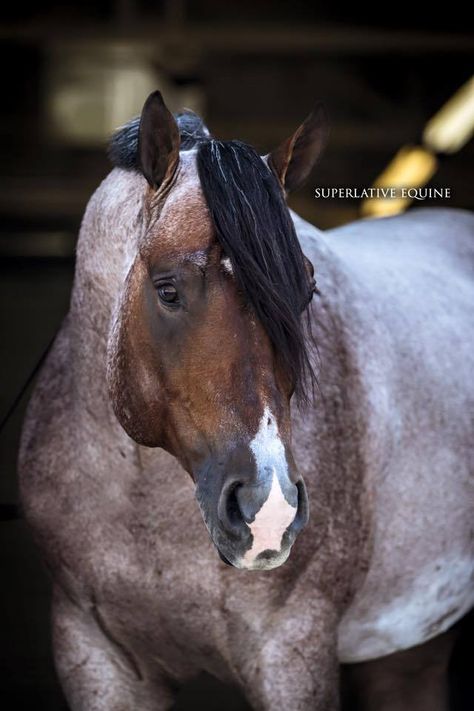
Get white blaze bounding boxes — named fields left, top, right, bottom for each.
left=241, top=407, right=297, bottom=566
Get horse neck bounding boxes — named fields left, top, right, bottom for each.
left=292, top=209, right=369, bottom=420
left=68, top=168, right=146, bottom=392
left=73, top=169, right=145, bottom=324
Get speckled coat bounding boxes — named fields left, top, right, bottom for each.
left=19, top=160, right=474, bottom=711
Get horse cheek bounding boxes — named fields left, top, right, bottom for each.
left=107, top=258, right=166, bottom=447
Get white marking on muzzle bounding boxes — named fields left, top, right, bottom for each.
left=241, top=407, right=297, bottom=566
left=250, top=406, right=287, bottom=471
left=242, top=470, right=297, bottom=565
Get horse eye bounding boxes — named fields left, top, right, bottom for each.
left=301, top=279, right=316, bottom=311
left=157, top=283, right=179, bottom=304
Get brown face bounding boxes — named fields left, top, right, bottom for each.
left=108, top=157, right=307, bottom=569
left=107, top=91, right=328, bottom=570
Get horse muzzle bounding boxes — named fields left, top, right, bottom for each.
left=196, top=459, right=309, bottom=571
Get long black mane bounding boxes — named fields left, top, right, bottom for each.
left=109, top=113, right=315, bottom=402
left=197, top=140, right=315, bottom=402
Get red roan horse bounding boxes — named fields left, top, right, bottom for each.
left=19, top=91, right=473, bottom=710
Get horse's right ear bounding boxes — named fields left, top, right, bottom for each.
left=138, top=91, right=180, bottom=190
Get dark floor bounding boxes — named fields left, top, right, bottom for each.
left=0, top=259, right=472, bottom=710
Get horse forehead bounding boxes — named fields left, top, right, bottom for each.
left=151, top=163, right=213, bottom=255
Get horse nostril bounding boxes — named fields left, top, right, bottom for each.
left=217, top=481, right=246, bottom=537
left=293, top=480, right=309, bottom=532
left=226, top=483, right=243, bottom=526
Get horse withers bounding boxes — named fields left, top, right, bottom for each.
left=19, top=91, right=474, bottom=710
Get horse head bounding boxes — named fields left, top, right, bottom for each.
left=107, top=91, right=328, bottom=570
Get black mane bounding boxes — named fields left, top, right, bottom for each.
left=197, top=140, right=315, bottom=402
left=108, top=110, right=209, bottom=168
left=108, top=115, right=315, bottom=402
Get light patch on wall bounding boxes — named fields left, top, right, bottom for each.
left=45, top=43, right=204, bottom=146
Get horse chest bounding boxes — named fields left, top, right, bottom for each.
left=87, top=544, right=229, bottom=675
left=88, top=509, right=286, bottom=682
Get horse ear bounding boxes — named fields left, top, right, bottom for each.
left=267, top=103, right=329, bottom=193
left=138, top=90, right=180, bottom=190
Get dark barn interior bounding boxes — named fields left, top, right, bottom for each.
left=0, top=2, right=473, bottom=709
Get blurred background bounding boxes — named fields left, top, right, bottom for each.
left=0, top=1, right=473, bottom=709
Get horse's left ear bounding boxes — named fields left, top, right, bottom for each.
left=267, top=103, right=329, bottom=193
left=138, top=90, right=180, bottom=190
